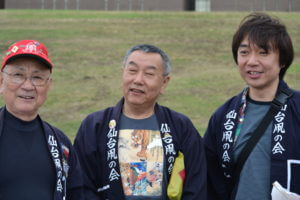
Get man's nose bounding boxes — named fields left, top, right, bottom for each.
left=133, top=72, right=144, bottom=84
left=21, top=77, right=35, bottom=89
left=247, top=53, right=259, bottom=65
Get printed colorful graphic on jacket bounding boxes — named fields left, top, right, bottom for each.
left=119, top=129, right=164, bottom=196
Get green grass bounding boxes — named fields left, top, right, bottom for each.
left=0, top=10, right=299, bottom=140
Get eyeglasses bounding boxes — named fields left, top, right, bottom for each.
left=1, top=70, right=51, bottom=86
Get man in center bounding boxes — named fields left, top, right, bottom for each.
left=74, top=44, right=207, bottom=199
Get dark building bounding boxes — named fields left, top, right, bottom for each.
left=4, top=0, right=191, bottom=11
left=210, top=0, right=300, bottom=12
left=2, top=0, right=300, bottom=11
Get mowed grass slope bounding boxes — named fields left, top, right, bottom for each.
left=0, top=10, right=299, bottom=140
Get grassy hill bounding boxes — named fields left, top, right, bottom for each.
left=0, top=10, right=299, bottom=140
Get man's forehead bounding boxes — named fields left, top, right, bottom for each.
left=239, top=37, right=275, bottom=50
left=5, top=64, right=29, bottom=71
left=127, top=51, right=163, bottom=67
left=239, top=37, right=251, bottom=46
left=127, top=60, right=158, bottom=70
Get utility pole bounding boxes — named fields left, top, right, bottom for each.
left=262, top=0, right=266, bottom=11
left=250, top=0, right=254, bottom=11
left=41, top=0, right=44, bottom=9
left=116, top=0, right=120, bottom=10
left=140, top=0, right=144, bottom=11
left=76, top=0, right=80, bottom=10
left=64, top=0, right=68, bottom=9
left=129, top=0, right=132, bottom=10
left=105, top=0, right=108, bottom=10
left=234, top=0, right=238, bottom=11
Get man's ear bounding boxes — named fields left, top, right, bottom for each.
left=0, top=73, right=4, bottom=94
left=48, top=78, right=53, bottom=90
left=44, top=76, right=52, bottom=92
left=160, top=76, right=170, bottom=95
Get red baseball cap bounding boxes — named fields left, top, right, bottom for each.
left=1, top=40, right=53, bottom=72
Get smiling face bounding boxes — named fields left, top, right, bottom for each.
left=0, top=57, right=52, bottom=121
left=122, top=50, right=169, bottom=115
left=237, top=37, right=281, bottom=99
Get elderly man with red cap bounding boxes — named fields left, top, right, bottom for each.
left=0, top=40, right=83, bottom=200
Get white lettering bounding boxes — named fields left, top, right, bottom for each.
left=107, top=148, right=118, bottom=160
left=57, top=179, right=63, bottom=192
left=272, top=142, right=285, bottom=154
left=165, top=144, right=176, bottom=156
left=222, top=131, right=233, bottom=143
left=109, top=161, right=117, bottom=168
left=223, top=143, right=230, bottom=150
left=273, top=122, right=285, bottom=134
left=274, top=135, right=283, bottom=142
left=107, top=137, right=116, bottom=149
left=109, top=168, right=120, bottom=181
left=107, top=128, right=117, bottom=138
left=48, top=135, right=57, bottom=146
left=161, top=123, right=171, bottom=133
left=222, top=150, right=230, bottom=162
left=226, top=110, right=237, bottom=119
left=275, top=112, right=285, bottom=123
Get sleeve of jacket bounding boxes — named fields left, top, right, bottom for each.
left=73, top=114, right=102, bottom=200
left=66, top=142, right=85, bottom=200
left=179, top=117, right=207, bottom=200
left=203, top=113, right=230, bottom=200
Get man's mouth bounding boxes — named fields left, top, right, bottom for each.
left=19, top=95, right=35, bottom=99
left=248, top=71, right=262, bottom=75
left=130, top=88, right=145, bottom=94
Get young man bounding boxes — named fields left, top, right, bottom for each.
left=74, top=44, right=207, bottom=199
left=0, top=40, right=83, bottom=200
left=204, top=13, right=300, bottom=200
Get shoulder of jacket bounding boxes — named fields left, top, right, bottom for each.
left=43, top=121, right=72, bottom=146
left=158, top=105, right=195, bottom=129
left=82, top=107, right=115, bottom=125
left=214, top=95, right=240, bottom=117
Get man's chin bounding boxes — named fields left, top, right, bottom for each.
left=126, top=100, right=145, bottom=106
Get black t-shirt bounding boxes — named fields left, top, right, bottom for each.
left=0, top=109, right=56, bottom=200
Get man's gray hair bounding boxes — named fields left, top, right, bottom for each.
left=123, top=44, right=171, bottom=76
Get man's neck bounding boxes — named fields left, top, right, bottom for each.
left=6, top=107, right=37, bottom=122
left=248, top=82, right=279, bottom=102
left=122, top=101, right=155, bottom=119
